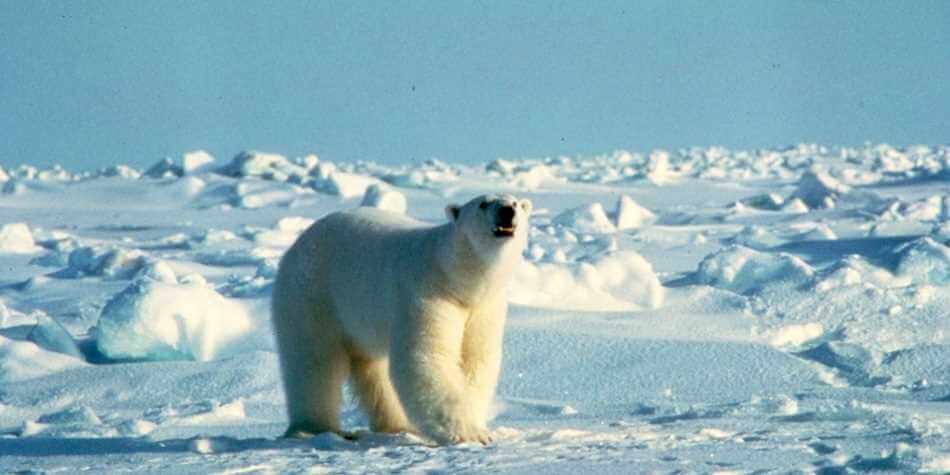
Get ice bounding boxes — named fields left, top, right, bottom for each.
left=552, top=202, right=616, bottom=234
left=795, top=341, right=885, bottom=386
left=782, top=197, right=809, bottom=213
left=361, top=184, right=408, bottom=213
left=613, top=195, right=655, bottom=230
left=511, top=250, right=664, bottom=311
left=96, top=164, right=142, bottom=179
left=798, top=223, right=838, bottom=240
left=3, top=142, right=950, bottom=472
left=644, top=149, right=677, bottom=184
left=27, top=314, right=82, bottom=358
left=740, top=193, right=785, bottom=210
left=732, top=225, right=783, bottom=249
left=181, top=150, right=216, bottom=175
left=194, top=180, right=309, bottom=209
left=252, top=216, right=314, bottom=248
left=217, top=150, right=309, bottom=181
left=695, top=245, right=815, bottom=294
left=0, top=223, right=42, bottom=254
left=814, top=255, right=895, bottom=291
left=316, top=170, right=386, bottom=199
left=789, top=169, right=851, bottom=209
left=893, top=237, right=950, bottom=285
left=382, top=159, right=459, bottom=189
left=767, top=323, right=824, bottom=348
left=37, top=405, right=102, bottom=426
left=145, top=157, right=183, bottom=178
left=0, top=335, right=85, bottom=382
left=96, top=279, right=254, bottom=362
left=510, top=164, right=561, bottom=189
left=53, top=246, right=151, bottom=279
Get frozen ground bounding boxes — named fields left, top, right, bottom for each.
left=1, top=144, right=950, bottom=473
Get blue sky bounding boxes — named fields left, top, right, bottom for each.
left=2, top=1, right=948, bottom=170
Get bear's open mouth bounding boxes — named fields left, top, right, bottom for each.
left=493, top=226, right=515, bottom=237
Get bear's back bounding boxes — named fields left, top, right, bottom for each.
left=288, top=207, right=445, bottom=347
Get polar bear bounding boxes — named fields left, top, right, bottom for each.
left=271, top=194, right=532, bottom=444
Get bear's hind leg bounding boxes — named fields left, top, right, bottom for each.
left=273, top=297, right=350, bottom=438
left=351, top=353, right=412, bottom=434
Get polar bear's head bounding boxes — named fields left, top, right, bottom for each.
left=445, top=194, right=532, bottom=255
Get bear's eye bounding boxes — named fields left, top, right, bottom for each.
left=479, top=201, right=489, bottom=210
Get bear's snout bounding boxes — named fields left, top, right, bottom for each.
left=497, top=206, right=515, bottom=227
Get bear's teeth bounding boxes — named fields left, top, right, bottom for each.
left=493, top=226, right=515, bottom=237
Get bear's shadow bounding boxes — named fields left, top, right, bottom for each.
left=0, top=431, right=428, bottom=458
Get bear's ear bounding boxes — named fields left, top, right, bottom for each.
left=445, top=204, right=461, bottom=222
left=519, top=199, right=533, bottom=214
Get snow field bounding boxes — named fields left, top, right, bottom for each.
left=1, top=144, right=950, bottom=472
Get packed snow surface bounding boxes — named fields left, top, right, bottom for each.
left=2, top=144, right=950, bottom=473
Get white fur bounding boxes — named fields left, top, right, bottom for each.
left=271, top=194, right=531, bottom=444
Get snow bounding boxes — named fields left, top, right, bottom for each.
left=695, top=245, right=815, bottom=294
left=512, top=250, right=663, bottom=311
left=360, top=183, right=407, bottom=214
left=0, top=335, right=85, bottom=382
left=3, top=142, right=950, bottom=472
left=552, top=202, right=616, bottom=234
left=27, top=313, right=83, bottom=358
left=181, top=150, right=216, bottom=175
left=613, top=195, right=655, bottom=230
left=96, top=278, right=255, bottom=362
left=0, top=222, right=42, bottom=254
left=790, top=169, right=851, bottom=209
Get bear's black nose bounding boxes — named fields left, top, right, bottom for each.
left=498, top=205, right=515, bottom=226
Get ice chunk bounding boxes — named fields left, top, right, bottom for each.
left=318, top=170, right=385, bottom=199
left=795, top=341, right=884, bottom=387
left=137, top=259, right=178, bottom=284
left=732, top=225, right=782, bottom=249
left=553, top=202, right=616, bottom=234
left=118, top=419, right=157, bottom=437
left=486, top=158, right=516, bottom=175
left=767, top=323, right=824, bottom=348
left=195, top=180, right=308, bottom=209
left=96, top=165, right=142, bottom=179
left=511, top=250, right=664, bottom=311
left=0, top=222, right=42, bottom=254
left=696, top=245, right=815, bottom=294
left=510, top=164, right=560, bottom=190
left=218, top=151, right=307, bottom=181
left=900, top=195, right=945, bottom=221
left=383, top=161, right=458, bottom=189
left=741, top=193, right=785, bottom=210
left=893, top=237, right=950, bottom=285
left=789, top=170, right=851, bottom=209
left=175, top=176, right=207, bottom=197
left=0, top=335, right=85, bottom=382
left=644, top=149, right=677, bottom=185
left=37, top=405, right=102, bottom=426
left=799, top=223, right=838, bottom=241
left=182, top=150, right=216, bottom=174
left=782, top=198, right=809, bottom=213
left=613, top=195, right=655, bottom=230
left=96, top=279, right=254, bottom=362
left=360, top=184, right=407, bottom=214
left=27, top=314, right=82, bottom=358
left=56, top=246, right=150, bottom=279
left=145, top=157, right=183, bottom=178
left=253, top=216, right=314, bottom=248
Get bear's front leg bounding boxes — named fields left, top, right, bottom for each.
left=461, top=299, right=507, bottom=433
left=390, top=299, right=491, bottom=445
